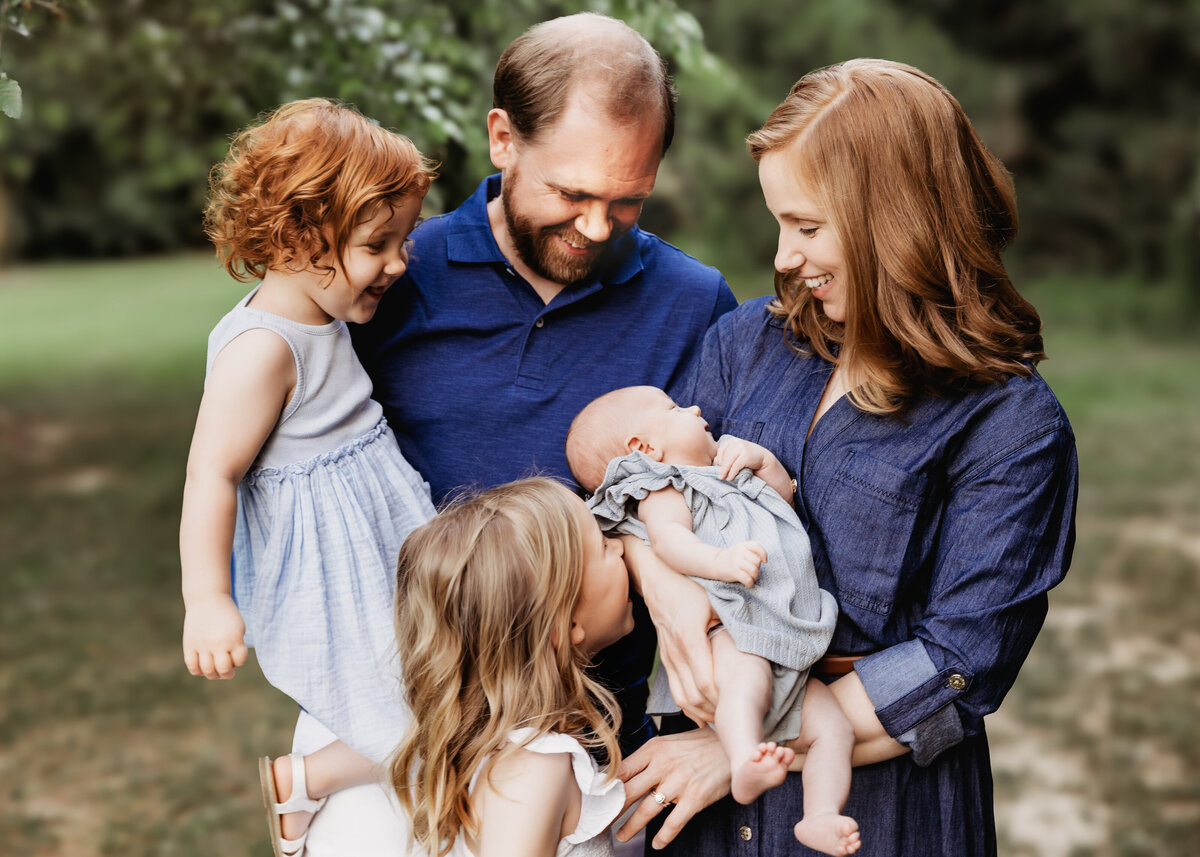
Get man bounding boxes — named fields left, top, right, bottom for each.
left=296, top=14, right=736, bottom=855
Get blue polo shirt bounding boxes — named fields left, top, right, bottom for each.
left=352, top=175, right=736, bottom=751
left=353, top=175, right=736, bottom=502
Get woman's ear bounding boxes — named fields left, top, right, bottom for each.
left=568, top=620, right=587, bottom=648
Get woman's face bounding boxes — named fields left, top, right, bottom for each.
left=758, top=151, right=848, bottom=323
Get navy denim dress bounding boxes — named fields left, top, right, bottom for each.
left=661, top=298, right=1079, bottom=856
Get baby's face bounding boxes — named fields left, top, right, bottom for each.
left=628, top=388, right=719, bottom=467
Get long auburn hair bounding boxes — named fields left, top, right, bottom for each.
left=204, top=98, right=436, bottom=284
left=748, top=59, right=1045, bottom=415
left=390, top=478, right=621, bottom=857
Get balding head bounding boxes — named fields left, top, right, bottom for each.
left=493, top=13, right=677, bottom=155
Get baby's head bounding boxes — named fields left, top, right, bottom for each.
left=566, top=386, right=718, bottom=493
left=204, top=98, right=437, bottom=284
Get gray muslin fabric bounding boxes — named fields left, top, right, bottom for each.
left=588, top=450, right=837, bottom=742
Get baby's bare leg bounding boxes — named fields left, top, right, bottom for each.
left=791, top=678, right=860, bottom=856
left=711, top=630, right=795, bottom=804
left=272, top=740, right=380, bottom=839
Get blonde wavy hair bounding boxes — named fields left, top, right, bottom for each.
left=390, top=478, right=621, bottom=856
left=204, top=98, right=436, bottom=284
left=747, top=59, right=1045, bottom=415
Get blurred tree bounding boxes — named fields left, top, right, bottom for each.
left=0, top=0, right=1195, bottom=302
left=0, top=0, right=718, bottom=259
left=892, top=0, right=1200, bottom=287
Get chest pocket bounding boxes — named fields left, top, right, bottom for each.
left=814, top=450, right=929, bottom=624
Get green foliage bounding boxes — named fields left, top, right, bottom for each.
left=0, top=0, right=719, bottom=259
left=0, top=0, right=1196, bottom=302
left=0, top=76, right=20, bottom=118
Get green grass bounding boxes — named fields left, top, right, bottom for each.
left=1, top=257, right=1198, bottom=855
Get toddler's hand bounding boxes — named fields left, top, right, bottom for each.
left=182, top=594, right=247, bottom=680
left=713, top=541, right=767, bottom=587
left=714, top=437, right=767, bottom=482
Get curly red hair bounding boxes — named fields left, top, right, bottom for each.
left=204, top=98, right=436, bottom=283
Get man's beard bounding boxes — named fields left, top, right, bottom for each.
left=501, top=172, right=618, bottom=287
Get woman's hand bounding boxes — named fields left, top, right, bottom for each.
left=620, top=535, right=719, bottom=723
left=617, top=728, right=731, bottom=850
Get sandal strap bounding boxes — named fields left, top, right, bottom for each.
left=273, top=752, right=329, bottom=816
left=279, top=829, right=309, bottom=857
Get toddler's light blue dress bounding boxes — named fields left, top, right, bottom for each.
left=206, top=290, right=436, bottom=762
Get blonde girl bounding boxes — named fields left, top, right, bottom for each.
left=391, top=478, right=635, bottom=857
left=180, top=98, right=437, bottom=856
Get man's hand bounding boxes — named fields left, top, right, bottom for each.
left=712, top=540, right=766, bottom=587
left=182, top=594, right=247, bottom=680
left=617, top=728, right=731, bottom=850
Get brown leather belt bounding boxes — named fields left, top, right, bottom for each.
left=813, top=654, right=865, bottom=675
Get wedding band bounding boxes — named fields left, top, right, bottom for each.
left=652, top=789, right=669, bottom=806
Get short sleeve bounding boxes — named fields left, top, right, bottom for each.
left=507, top=729, right=625, bottom=846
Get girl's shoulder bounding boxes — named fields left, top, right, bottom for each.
left=507, top=730, right=624, bottom=847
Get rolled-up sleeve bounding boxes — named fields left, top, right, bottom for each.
left=855, top=421, right=1078, bottom=765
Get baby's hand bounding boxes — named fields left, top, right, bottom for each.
left=714, top=437, right=768, bottom=482
left=713, top=541, right=767, bottom=587
left=182, top=594, right=248, bottom=680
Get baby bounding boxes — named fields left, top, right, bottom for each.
left=567, top=385, right=860, bottom=856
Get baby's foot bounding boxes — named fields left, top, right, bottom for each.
left=731, top=742, right=794, bottom=804
left=271, top=755, right=316, bottom=842
left=793, top=812, right=861, bottom=856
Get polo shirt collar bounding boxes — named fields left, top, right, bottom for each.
left=445, top=174, right=646, bottom=286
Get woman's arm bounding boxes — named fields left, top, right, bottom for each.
left=475, top=748, right=578, bottom=857
left=619, top=534, right=719, bottom=724
left=617, top=678, right=907, bottom=851
left=179, top=329, right=294, bottom=679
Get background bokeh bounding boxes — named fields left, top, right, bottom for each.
left=1, top=1, right=1197, bottom=855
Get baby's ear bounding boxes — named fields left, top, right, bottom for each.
left=625, top=435, right=664, bottom=462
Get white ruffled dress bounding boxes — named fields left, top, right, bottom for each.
left=447, top=728, right=625, bottom=857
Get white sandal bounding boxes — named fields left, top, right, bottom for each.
left=258, top=753, right=328, bottom=857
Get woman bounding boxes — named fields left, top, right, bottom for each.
left=616, top=59, right=1078, bottom=856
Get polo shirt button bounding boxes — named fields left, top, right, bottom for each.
left=738, top=825, right=752, bottom=841
left=948, top=673, right=966, bottom=691
left=535, top=317, right=545, bottom=328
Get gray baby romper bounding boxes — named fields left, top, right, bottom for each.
left=588, top=449, right=838, bottom=742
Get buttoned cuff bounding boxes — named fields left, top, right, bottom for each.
left=855, top=639, right=967, bottom=766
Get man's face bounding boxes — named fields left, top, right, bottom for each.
left=491, top=93, right=663, bottom=286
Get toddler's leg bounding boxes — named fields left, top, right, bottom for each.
left=270, top=740, right=380, bottom=841
left=791, top=678, right=860, bottom=856
left=711, top=630, right=795, bottom=804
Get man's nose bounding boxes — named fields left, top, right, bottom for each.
left=574, top=202, right=613, bottom=243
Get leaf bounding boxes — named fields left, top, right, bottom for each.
left=0, top=77, right=22, bottom=119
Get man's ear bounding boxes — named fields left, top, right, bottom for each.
left=625, top=434, right=664, bottom=462
left=487, top=108, right=517, bottom=170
